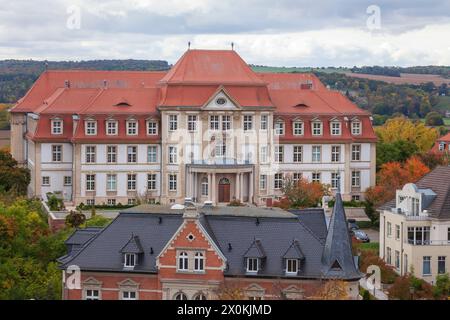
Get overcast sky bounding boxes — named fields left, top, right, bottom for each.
left=0, top=0, right=449, bottom=67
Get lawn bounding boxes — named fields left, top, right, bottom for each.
left=359, top=242, right=379, bottom=253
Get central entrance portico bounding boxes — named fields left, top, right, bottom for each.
left=186, top=162, right=254, bottom=205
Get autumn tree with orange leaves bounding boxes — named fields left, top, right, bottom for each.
left=274, top=176, right=330, bottom=209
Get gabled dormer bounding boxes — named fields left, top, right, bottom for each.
left=202, top=87, right=241, bottom=111
left=395, top=183, right=436, bottom=217
left=244, top=239, right=266, bottom=274
left=282, top=239, right=305, bottom=276
left=120, top=234, right=144, bottom=270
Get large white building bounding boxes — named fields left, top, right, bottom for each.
left=10, top=49, right=377, bottom=206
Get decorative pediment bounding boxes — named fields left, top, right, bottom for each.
left=245, top=283, right=264, bottom=292
left=83, top=277, right=102, bottom=286
left=120, top=234, right=144, bottom=254
left=292, top=117, right=303, bottom=122
left=202, top=86, right=241, bottom=111
left=283, top=240, right=305, bottom=260
left=330, top=116, right=340, bottom=122
left=311, top=117, right=321, bottom=122
left=117, top=278, right=139, bottom=287
left=244, top=239, right=266, bottom=258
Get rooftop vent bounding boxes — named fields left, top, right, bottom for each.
left=64, top=80, right=70, bottom=88
left=103, top=80, right=108, bottom=88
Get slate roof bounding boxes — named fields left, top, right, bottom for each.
left=378, top=166, right=450, bottom=220
left=289, top=208, right=328, bottom=242
left=120, top=235, right=144, bottom=254
left=60, top=203, right=361, bottom=280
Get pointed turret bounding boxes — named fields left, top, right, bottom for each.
left=321, top=184, right=362, bottom=280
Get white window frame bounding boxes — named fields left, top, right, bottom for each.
left=42, top=176, right=50, bottom=186
left=168, top=115, right=178, bottom=132
left=168, top=146, right=177, bottom=164
left=260, top=145, right=268, bottom=164
left=351, top=144, right=361, bottom=161
left=169, top=174, right=177, bottom=191
left=260, top=114, right=268, bottom=131
left=107, top=146, right=117, bottom=163
left=147, top=146, right=157, bottom=163
left=124, top=253, right=137, bottom=268
left=147, top=120, right=158, bottom=135
left=64, top=176, right=72, bottom=186
left=222, top=115, right=231, bottom=131
left=126, top=120, right=138, bottom=136
left=147, top=173, right=157, bottom=191
left=274, top=173, right=283, bottom=189
left=187, top=115, right=197, bottom=132
left=51, top=119, right=63, bottom=135
left=86, top=174, right=96, bottom=191
left=331, top=146, right=340, bottom=163
left=293, top=146, right=302, bottom=163
left=210, top=115, right=220, bottom=130
left=331, top=172, right=339, bottom=189
left=106, top=174, right=117, bottom=192
left=85, top=146, right=96, bottom=163
left=351, top=120, right=362, bottom=135
left=259, top=175, right=267, bottom=190
left=293, top=121, right=303, bottom=135
left=52, top=145, right=62, bottom=162
left=311, top=172, right=321, bottom=183
left=330, top=121, right=341, bottom=135
left=178, top=251, right=189, bottom=271
left=274, top=120, right=285, bottom=135
left=85, top=289, right=100, bottom=300
left=127, top=174, right=137, bottom=191
left=311, top=121, right=322, bottom=136
left=194, top=252, right=205, bottom=272
left=201, top=178, right=208, bottom=196
left=286, top=259, right=298, bottom=275
left=246, top=258, right=259, bottom=273
left=106, top=120, right=118, bottom=135
left=243, top=115, right=253, bottom=131
left=122, top=291, right=137, bottom=300
left=85, top=120, right=97, bottom=135
left=312, top=146, right=321, bottom=163
left=127, top=146, right=137, bottom=163
left=275, top=145, right=284, bottom=163
left=352, top=171, right=361, bottom=187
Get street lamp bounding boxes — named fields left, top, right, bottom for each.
left=409, top=286, right=415, bottom=300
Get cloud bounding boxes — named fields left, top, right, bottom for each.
left=0, top=0, right=449, bottom=66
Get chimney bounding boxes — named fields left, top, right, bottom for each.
left=183, top=200, right=198, bottom=219
left=64, top=80, right=70, bottom=88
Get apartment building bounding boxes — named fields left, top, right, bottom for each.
left=379, top=166, right=450, bottom=283
left=10, top=49, right=377, bottom=206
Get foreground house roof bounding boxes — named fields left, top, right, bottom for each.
left=59, top=198, right=361, bottom=281
left=379, top=165, right=450, bottom=220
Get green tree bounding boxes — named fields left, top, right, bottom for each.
left=65, top=210, right=86, bottom=228
left=0, top=150, right=30, bottom=195
left=425, top=111, right=444, bottom=126
left=376, top=140, right=418, bottom=169
left=433, top=273, right=450, bottom=299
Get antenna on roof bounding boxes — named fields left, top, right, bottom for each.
left=231, top=42, right=234, bottom=51
left=44, top=60, right=48, bottom=70
left=188, top=41, right=191, bottom=50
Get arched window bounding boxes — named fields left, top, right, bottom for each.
left=194, top=252, right=204, bottom=271
left=174, top=292, right=188, bottom=300
left=178, top=251, right=188, bottom=271
left=201, top=178, right=208, bottom=196
left=194, top=292, right=207, bottom=300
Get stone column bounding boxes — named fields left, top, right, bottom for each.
left=211, top=173, right=216, bottom=205
left=207, top=173, right=212, bottom=202
left=249, top=171, right=254, bottom=205
left=235, top=172, right=240, bottom=201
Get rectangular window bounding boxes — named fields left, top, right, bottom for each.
left=86, top=174, right=95, bottom=191
left=85, top=289, right=99, bottom=300
left=387, top=247, right=392, bottom=265
left=260, top=175, right=267, bottom=190
left=106, top=174, right=117, bottom=191
left=407, top=226, right=431, bottom=245
left=247, top=258, right=259, bottom=273
left=438, top=256, right=446, bottom=274
left=147, top=174, right=157, bottom=191
left=312, top=146, right=321, bottom=163
left=147, top=146, right=157, bottom=163
left=331, top=122, right=341, bottom=135
left=106, top=121, right=117, bottom=135
left=222, top=115, right=231, bottom=131
left=127, top=146, right=137, bottom=163
left=107, top=146, right=117, bottom=163
left=127, top=121, right=138, bottom=135
left=387, top=222, right=392, bottom=237
left=423, top=256, right=431, bottom=275
left=331, top=172, right=339, bottom=189
left=85, top=121, right=97, bottom=135
left=42, top=176, right=50, bottom=186
left=215, top=142, right=226, bottom=158
left=147, top=121, right=158, bottom=135
left=352, top=121, right=361, bottom=135
left=286, top=259, right=298, bottom=274
left=293, top=173, right=302, bottom=184
left=352, top=171, right=361, bottom=187
left=122, top=291, right=137, bottom=300
left=169, top=174, right=177, bottom=191
left=293, top=146, right=302, bottom=163
left=52, top=145, right=62, bottom=162
left=395, top=251, right=400, bottom=269
left=64, top=176, right=72, bottom=186
left=169, top=115, right=178, bottom=131
left=448, top=227, right=450, bottom=242
left=127, top=174, right=136, bottom=191
left=124, top=253, right=136, bottom=267
left=107, top=199, right=116, bottom=206
left=274, top=173, right=283, bottom=189
left=352, top=144, right=361, bottom=161
left=275, top=121, right=284, bottom=135
left=51, top=120, right=63, bottom=134
left=395, top=225, right=400, bottom=240
left=128, top=198, right=136, bottom=205
left=168, top=146, right=177, bottom=164
left=201, top=178, right=208, bottom=196
left=275, top=145, right=284, bottom=163
left=243, top=115, right=253, bottom=131
left=293, top=121, right=303, bottom=135
left=86, top=199, right=95, bottom=206
left=260, top=115, right=268, bottom=130
left=312, top=121, right=322, bottom=135
left=85, top=146, right=96, bottom=163
left=260, top=145, right=268, bottom=163
left=187, top=115, right=197, bottom=132
left=331, top=146, right=340, bottom=162
left=210, top=115, right=219, bottom=130
left=312, top=172, right=321, bottom=183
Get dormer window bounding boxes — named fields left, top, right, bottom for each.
left=312, top=121, right=322, bottom=136
left=439, top=142, right=445, bottom=151
left=274, top=120, right=284, bottom=135
left=147, top=120, right=158, bottom=135
left=106, top=120, right=118, bottom=135
left=330, top=121, right=341, bottom=135
left=351, top=120, right=361, bottom=135
left=285, top=259, right=299, bottom=275
left=246, top=258, right=259, bottom=273
left=124, top=253, right=137, bottom=268
left=127, top=120, right=138, bottom=135
left=293, top=121, right=303, bottom=135
left=85, top=120, right=97, bottom=135
left=51, top=119, right=63, bottom=135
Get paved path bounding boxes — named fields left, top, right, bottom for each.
left=359, top=278, right=389, bottom=300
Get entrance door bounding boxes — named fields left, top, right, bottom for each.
left=218, top=178, right=231, bottom=203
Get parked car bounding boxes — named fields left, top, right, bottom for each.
left=347, top=219, right=359, bottom=230
left=350, top=229, right=370, bottom=243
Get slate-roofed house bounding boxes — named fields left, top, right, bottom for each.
left=378, top=166, right=450, bottom=283
left=59, top=192, right=362, bottom=300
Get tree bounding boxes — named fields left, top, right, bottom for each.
left=425, top=111, right=444, bottom=126
left=215, top=283, right=246, bottom=300
left=376, top=140, right=418, bottom=169
left=311, top=280, right=349, bottom=300
left=376, top=117, right=438, bottom=153
left=433, top=273, right=450, bottom=299
left=388, top=275, right=434, bottom=300
left=277, top=177, right=329, bottom=209
left=65, top=210, right=86, bottom=228
left=0, top=149, right=30, bottom=195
